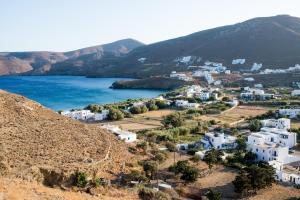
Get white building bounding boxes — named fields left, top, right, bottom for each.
left=270, top=160, right=300, bottom=185
left=292, top=90, right=300, bottom=96
left=247, top=127, right=297, bottom=163
left=170, top=71, right=193, bottom=82
left=279, top=108, right=300, bottom=118
left=232, top=59, right=246, bottom=65
left=261, top=118, right=291, bottom=130
left=225, top=70, right=231, bottom=74
left=61, top=109, right=109, bottom=121
left=175, top=100, right=199, bottom=109
left=102, top=124, right=137, bottom=143
left=195, top=92, right=210, bottom=101
left=200, top=132, right=237, bottom=150
left=240, top=88, right=274, bottom=100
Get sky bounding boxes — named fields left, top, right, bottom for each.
left=1, top=0, right=300, bottom=52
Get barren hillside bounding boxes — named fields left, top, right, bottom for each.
left=0, top=90, right=135, bottom=186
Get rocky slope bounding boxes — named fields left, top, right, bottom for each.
left=0, top=90, right=135, bottom=186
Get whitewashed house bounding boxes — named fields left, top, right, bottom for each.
left=261, top=118, right=291, bottom=130
left=200, top=132, right=237, bottom=150
left=102, top=124, right=137, bottom=143
left=232, top=59, right=246, bottom=65
left=175, top=100, right=199, bottom=109
left=270, top=160, right=300, bottom=185
left=61, top=110, right=94, bottom=120
left=279, top=108, right=300, bottom=118
left=247, top=127, right=297, bottom=163
left=240, top=88, right=274, bottom=100
left=170, top=71, right=193, bottom=81
left=195, top=92, right=210, bottom=101
left=292, top=90, right=300, bottom=96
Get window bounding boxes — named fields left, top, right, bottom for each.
left=256, top=149, right=258, bottom=152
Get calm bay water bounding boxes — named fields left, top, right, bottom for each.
left=0, top=76, right=164, bottom=110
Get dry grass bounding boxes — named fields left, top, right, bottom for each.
left=198, top=106, right=269, bottom=125
left=139, top=109, right=176, bottom=118
left=107, top=118, right=162, bottom=131
left=292, top=122, right=300, bottom=129
left=0, top=177, right=139, bottom=200
left=0, top=90, right=135, bottom=184
left=247, top=184, right=300, bottom=200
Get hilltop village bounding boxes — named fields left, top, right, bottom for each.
left=59, top=60, right=300, bottom=199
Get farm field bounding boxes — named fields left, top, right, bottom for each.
left=197, top=105, right=269, bottom=126
left=103, top=109, right=176, bottom=131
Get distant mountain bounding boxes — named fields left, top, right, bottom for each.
left=0, top=38, right=144, bottom=75
left=64, top=15, right=300, bottom=78
left=2, top=15, right=300, bottom=78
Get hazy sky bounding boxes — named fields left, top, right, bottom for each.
left=1, top=0, right=300, bottom=52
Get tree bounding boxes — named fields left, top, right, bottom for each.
left=85, top=104, right=103, bottom=113
left=203, top=149, right=224, bottom=170
left=233, top=162, right=275, bottom=196
left=141, top=105, right=149, bottom=113
left=244, top=151, right=257, bottom=165
left=137, top=141, right=148, bottom=155
left=206, top=189, right=222, bottom=200
left=165, top=142, right=177, bottom=152
left=236, top=137, right=247, bottom=152
left=162, top=112, right=185, bottom=128
left=147, top=101, right=159, bottom=111
left=155, top=100, right=168, bottom=109
left=233, top=170, right=251, bottom=196
left=108, top=108, right=124, bottom=120
left=249, top=119, right=262, bottom=132
left=130, top=106, right=142, bottom=114
left=180, top=166, right=199, bottom=183
left=169, top=160, right=189, bottom=175
left=143, top=161, right=158, bottom=179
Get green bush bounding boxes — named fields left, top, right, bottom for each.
left=108, top=108, right=124, bottom=120
left=165, top=142, right=177, bottom=152
left=75, top=172, right=88, bottom=188
left=138, top=187, right=170, bottom=200
left=162, top=112, right=185, bottom=128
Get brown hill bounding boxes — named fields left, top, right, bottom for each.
left=0, top=90, right=135, bottom=186
left=0, top=39, right=144, bottom=75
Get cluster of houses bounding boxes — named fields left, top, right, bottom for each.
left=240, top=87, right=275, bottom=101
left=61, top=109, right=109, bottom=121
left=278, top=108, right=300, bottom=119
left=259, top=64, right=300, bottom=75
left=102, top=124, right=137, bottom=143
left=170, top=71, right=193, bottom=82
left=183, top=85, right=219, bottom=101
left=177, top=117, right=300, bottom=185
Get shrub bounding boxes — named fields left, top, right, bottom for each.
left=143, top=161, right=158, bottom=179
left=249, top=119, right=262, bottom=132
left=75, top=172, right=88, bottom=188
left=165, top=142, right=177, bottom=152
left=206, top=189, right=222, bottom=200
left=108, top=108, right=124, bottom=120
left=130, top=106, right=142, bottom=114
left=85, top=104, right=103, bottom=113
left=180, top=166, right=199, bottom=183
left=162, top=112, right=185, bottom=128
left=138, top=187, right=170, bottom=200
left=153, top=151, right=168, bottom=163
left=155, top=100, right=168, bottom=109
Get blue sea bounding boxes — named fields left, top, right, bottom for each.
left=0, top=76, right=164, bottom=111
